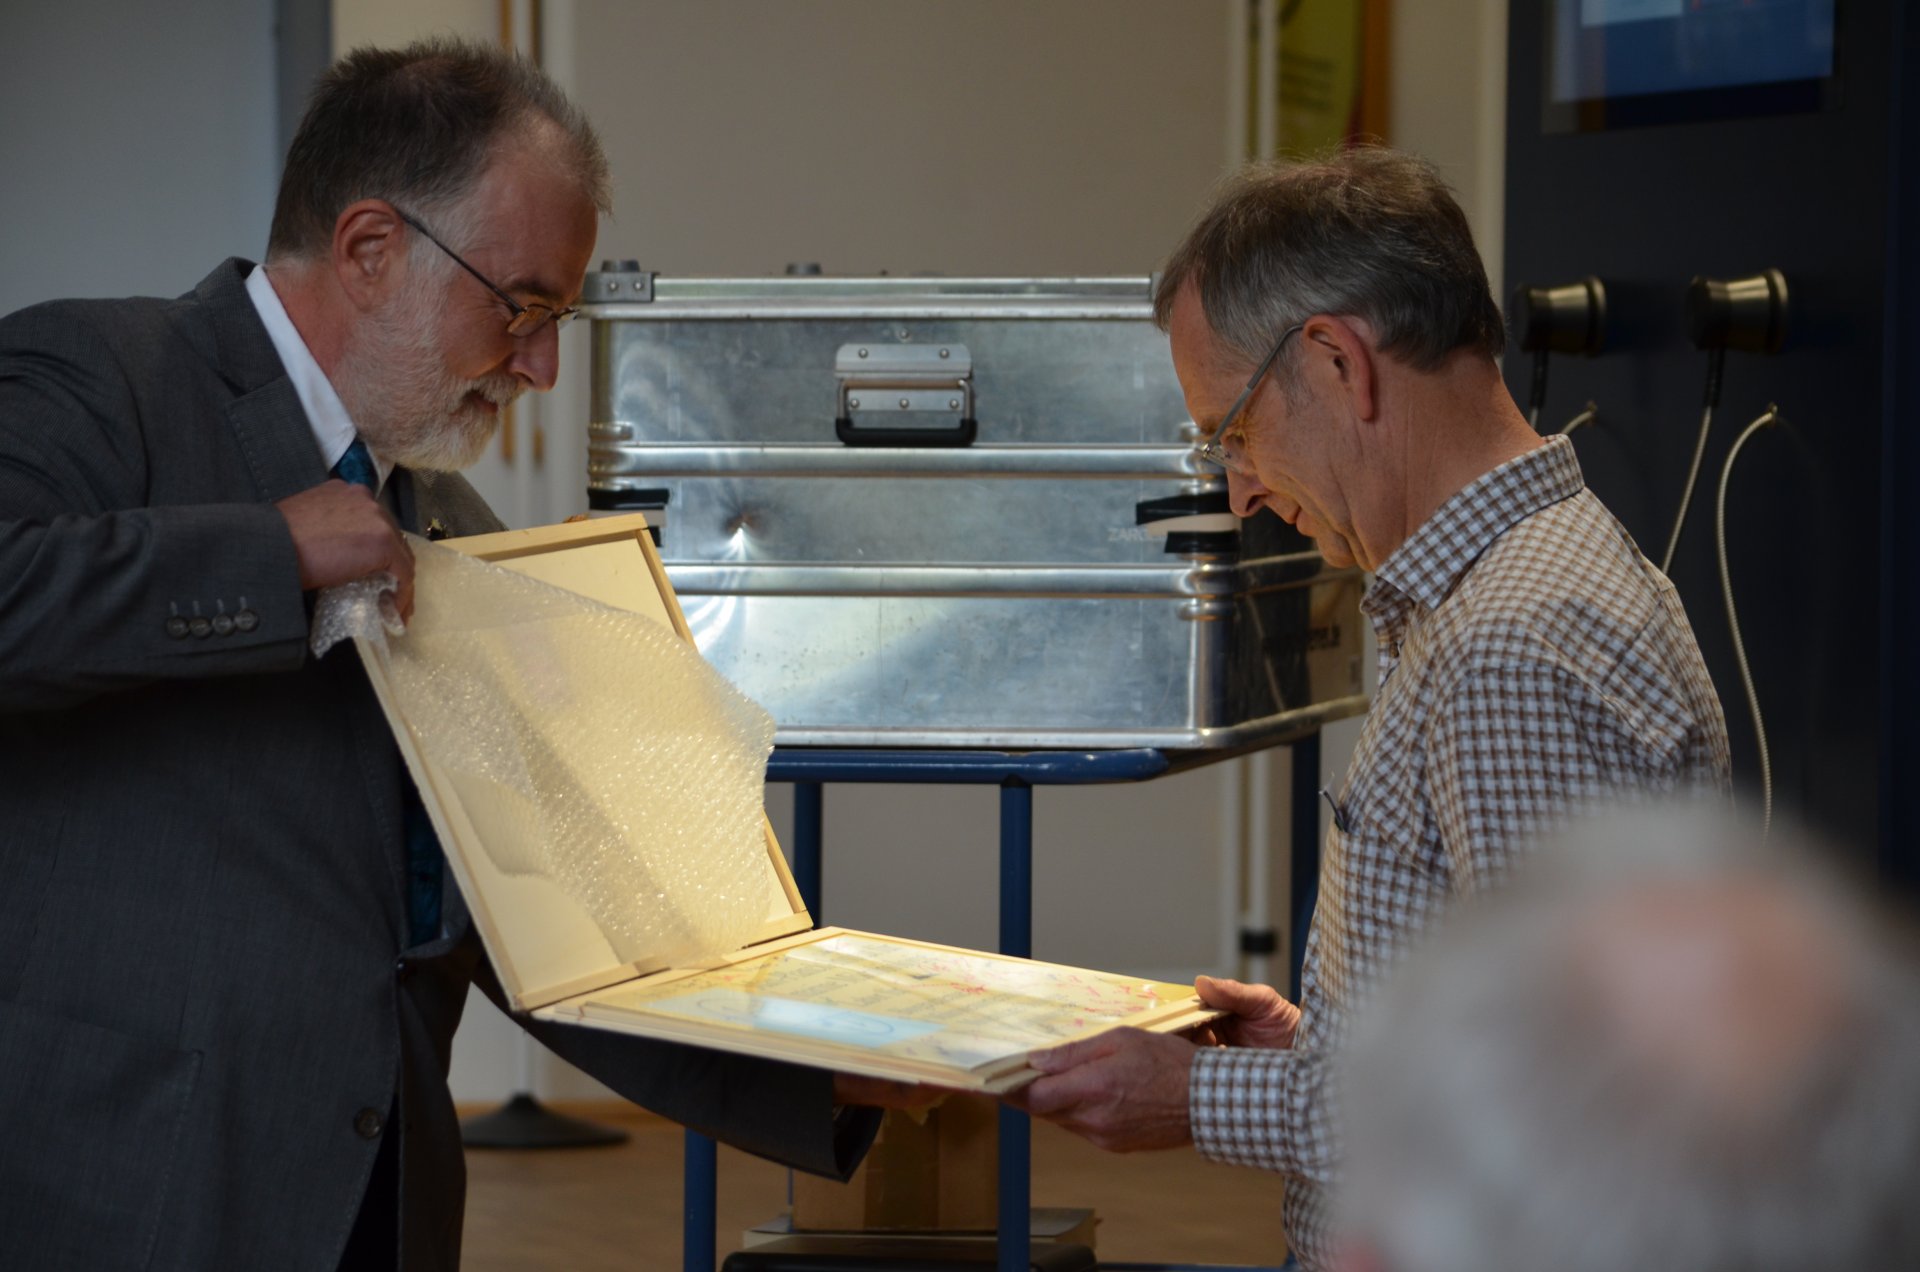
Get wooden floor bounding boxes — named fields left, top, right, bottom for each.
left=460, top=1102, right=1288, bottom=1269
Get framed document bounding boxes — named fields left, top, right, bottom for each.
left=356, top=515, right=1212, bottom=1092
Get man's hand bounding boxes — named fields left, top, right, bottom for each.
left=1192, top=975, right=1302, bottom=1050
left=1009, top=1027, right=1197, bottom=1152
left=832, top=1073, right=952, bottom=1112
left=275, top=479, right=416, bottom=621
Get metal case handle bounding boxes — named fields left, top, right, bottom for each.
left=834, top=342, right=977, bottom=448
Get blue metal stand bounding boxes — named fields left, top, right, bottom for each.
left=792, top=781, right=825, bottom=917
left=683, top=782, right=825, bottom=1272
left=684, top=744, right=1321, bottom=1272
left=1287, top=735, right=1321, bottom=1001
left=683, top=1129, right=718, bottom=1272
left=997, top=780, right=1034, bottom=1272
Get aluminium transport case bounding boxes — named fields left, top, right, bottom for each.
left=581, top=269, right=1366, bottom=749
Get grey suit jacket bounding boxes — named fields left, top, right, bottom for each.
left=0, top=260, right=874, bottom=1271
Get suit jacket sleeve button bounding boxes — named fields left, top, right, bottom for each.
left=212, top=614, right=235, bottom=636
left=235, top=610, right=259, bottom=633
left=165, top=617, right=189, bottom=639
left=354, top=1108, right=384, bottom=1139
left=188, top=618, right=212, bottom=638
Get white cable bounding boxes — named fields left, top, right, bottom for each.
left=1558, top=402, right=1598, bottom=435
left=1661, top=349, right=1727, bottom=575
left=1714, top=406, right=1780, bottom=835
left=1660, top=400, right=1716, bottom=574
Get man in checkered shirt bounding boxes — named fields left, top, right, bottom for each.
left=1015, top=148, right=1731, bottom=1269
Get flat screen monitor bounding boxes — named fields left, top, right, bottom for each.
left=1544, top=0, right=1839, bottom=132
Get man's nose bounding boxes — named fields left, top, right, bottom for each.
left=507, top=321, right=562, bottom=391
left=1227, top=470, right=1269, bottom=519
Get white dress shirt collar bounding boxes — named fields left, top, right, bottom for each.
left=244, top=263, right=394, bottom=493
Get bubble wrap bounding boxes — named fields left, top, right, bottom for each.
left=312, top=536, right=776, bottom=966
left=311, top=571, right=406, bottom=655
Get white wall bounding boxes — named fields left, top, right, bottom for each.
left=1390, top=0, right=1510, bottom=299
left=333, top=0, right=495, bottom=50
left=0, top=0, right=279, bottom=316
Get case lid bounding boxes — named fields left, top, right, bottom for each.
left=355, top=514, right=812, bottom=1011
left=577, top=273, right=1159, bottom=321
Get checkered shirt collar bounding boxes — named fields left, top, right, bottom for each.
left=1365, top=435, right=1586, bottom=623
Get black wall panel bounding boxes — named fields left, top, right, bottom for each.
left=1877, top=4, right=1919, bottom=890
left=1502, top=1, right=1914, bottom=881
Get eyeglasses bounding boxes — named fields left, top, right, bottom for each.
left=394, top=209, right=577, bottom=338
left=1192, top=322, right=1303, bottom=475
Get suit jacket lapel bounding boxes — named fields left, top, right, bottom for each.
left=227, top=380, right=324, bottom=503
left=190, top=261, right=418, bottom=924
left=193, top=258, right=329, bottom=503
left=390, top=466, right=421, bottom=534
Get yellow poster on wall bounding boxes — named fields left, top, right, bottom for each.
left=1242, top=0, right=1388, bottom=159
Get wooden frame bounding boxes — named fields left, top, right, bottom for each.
left=356, top=514, right=1213, bottom=1091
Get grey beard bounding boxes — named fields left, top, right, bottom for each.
left=335, top=284, right=523, bottom=473
left=382, top=384, right=516, bottom=473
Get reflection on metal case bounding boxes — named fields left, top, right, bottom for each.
left=582, top=271, right=1368, bottom=750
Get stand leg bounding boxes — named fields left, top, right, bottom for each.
left=461, top=1031, right=628, bottom=1149
left=998, top=782, right=1032, bottom=959
left=997, top=1102, right=1031, bottom=1272
left=1288, top=735, right=1322, bottom=1001
left=779, top=783, right=822, bottom=1266
left=458, top=1092, right=629, bottom=1148
left=998, top=780, right=1032, bottom=1272
left=793, top=781, right=824, bottom=922
left=683, top=1130, right=716, bottom=1272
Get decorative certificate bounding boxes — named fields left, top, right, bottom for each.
left=582, top=932, right=1196, bottom=1072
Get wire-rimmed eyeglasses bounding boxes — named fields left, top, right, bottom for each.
left=394, top=209, right=578, bottom=338
left=1192, top=322, right=1303, bottom=475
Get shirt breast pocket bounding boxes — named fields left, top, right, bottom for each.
left=1324, top=776, right=1448, bottom=914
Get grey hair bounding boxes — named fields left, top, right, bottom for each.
left=267, top=36, right=610, bottom=263
left=1153, top=146, right=1505, bottom=374
left=1340, top=806, right=1920, bottom=1272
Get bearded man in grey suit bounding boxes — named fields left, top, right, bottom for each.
left=0, top=38, right=895, bottom=1272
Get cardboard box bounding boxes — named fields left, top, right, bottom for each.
left=793, top=1097, right=999, bottom=1232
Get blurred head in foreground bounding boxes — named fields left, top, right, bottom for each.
left=1339, top=807, right=1920, bottom=1272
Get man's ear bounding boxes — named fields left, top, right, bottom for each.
left=1301, top=314, right=1379, bottom=423
left=331, top=199, right=405, bottom=313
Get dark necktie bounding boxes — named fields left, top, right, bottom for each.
left=331, top=435, right=377, bottom=491
left=330, top=436, right=444, bottom=946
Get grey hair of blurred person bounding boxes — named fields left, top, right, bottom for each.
left=1340, top=806, right=1920, bottom=1272
left=1152, top=147, right=1505, bottom=389
left=265, top=35, right=611, bottom=265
